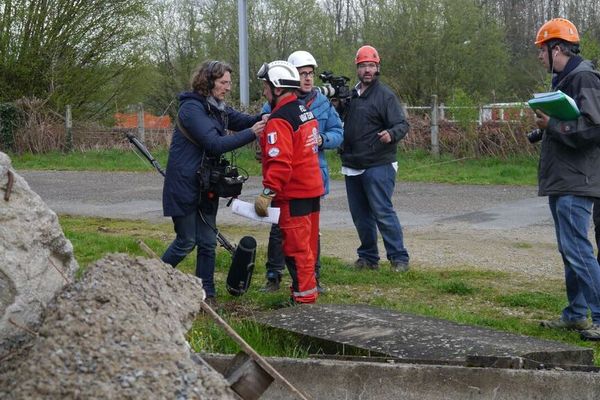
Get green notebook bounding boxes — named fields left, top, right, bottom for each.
left=527, top=90, right=581, bottom=121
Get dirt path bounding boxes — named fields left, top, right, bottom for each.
left=21, top=171, right=568, bottom=279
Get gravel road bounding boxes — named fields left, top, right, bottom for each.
left=21, top=170, right=567, bottom=278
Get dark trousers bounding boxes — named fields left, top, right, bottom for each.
left=161, top=197, right=219, bottom=297
left=595, top=198, right=600, bottom=264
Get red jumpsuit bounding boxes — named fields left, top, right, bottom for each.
left=260, top=94, right=324, bottom=303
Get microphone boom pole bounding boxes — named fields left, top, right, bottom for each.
left=124, top=131, right=236, bottom=254
left=126, top=132, right=165, bottom=177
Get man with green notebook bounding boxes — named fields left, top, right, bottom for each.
left=533, top=18, right=600, bottom=341
left=528, top=90, right=580, bottom=121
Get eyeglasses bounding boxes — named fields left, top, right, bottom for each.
left=257, top=63, right=269, bottom=80
left=357, top=62, right=378, bottom=69
left=299, top=71, right=315, bottom=79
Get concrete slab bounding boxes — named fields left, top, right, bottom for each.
left=202, top=353, right=600, bottom=400
left=257, top=304, right=593, bottom=367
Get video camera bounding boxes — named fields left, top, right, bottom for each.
left=316, top=71, right=351, bottom=99
left=197, top=156, right=247, bottom=199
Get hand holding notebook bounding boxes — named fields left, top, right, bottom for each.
left=528, top=90, right=580, bottom=121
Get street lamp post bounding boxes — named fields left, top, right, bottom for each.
left=238, top=0, right=249, bottom=108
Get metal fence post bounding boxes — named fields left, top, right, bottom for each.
left=65, top=105, right=73, bottom=152
left=137, top=103, right=145, bottom=142
left=431, top=95, right=439, bottom=158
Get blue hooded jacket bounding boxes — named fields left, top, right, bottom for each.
left=262, top=90, right=343, bottom=194
left=163, top=92, right=260, bottom=216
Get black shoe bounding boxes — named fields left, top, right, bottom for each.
left=391, top=261, right=409, bottom=272
left=580, top=324, right=600, bottom=341
left=259, top=278, right=280, bottom=292
left=353, top=258, right=379, bottom=270
left=204, top=296, right=218, bottom=309
left=540, top=317, right=591, bottom=331
left=317, top=281, right=328, bottom=294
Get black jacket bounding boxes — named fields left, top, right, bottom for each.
left=538, top=60, right=600, bottom=197
left=340, top=79, right=409, bottom=169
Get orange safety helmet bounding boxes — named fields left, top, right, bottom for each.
left=535, top=18, right=580, bottom=47
left=355, top=45, right=380, bottom=64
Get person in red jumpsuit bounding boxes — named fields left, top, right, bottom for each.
left=254, top=60, right=324, bottom=304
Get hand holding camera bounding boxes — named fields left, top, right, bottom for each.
left=527, top=110, right=548, bottom=144
left=527, top=128, right=544, bottom=143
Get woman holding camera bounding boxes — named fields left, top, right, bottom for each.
left=161, top=60, right=265, bottom=305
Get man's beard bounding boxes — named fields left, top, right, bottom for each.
left=359, top=75, right=376, bottom=85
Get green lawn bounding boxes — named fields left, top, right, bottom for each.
left=9, top=147, right=539, bottom=186
left=13, top=148, right=589, bottom=363
left=60, top=215, right=600, bottom=365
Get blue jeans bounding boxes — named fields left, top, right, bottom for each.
left=161, top=206, right=218, bottom=297
left=549, top=195, right=600, bottom=324
left=345, top=164, right=409, bottom=265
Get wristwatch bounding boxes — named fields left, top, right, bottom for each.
left=262, top=188, right=276, bottom=196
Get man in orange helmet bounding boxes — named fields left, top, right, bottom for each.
left=533, top=18, right=600, bottom=340
left=339, top=45, right=410, bottom=272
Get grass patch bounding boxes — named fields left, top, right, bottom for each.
left=11, top=147, right=538, bottom=186
left=10, top=148, right=169, bottom=172
left=434, top=279, right=477, bottom=295
left=187, top=319, right=309, bottom=358
left=328, top=149, right=538, bottom=185
left=59, top=215, right=600, bottom=365
left=496, top=291, right=565, bottom=311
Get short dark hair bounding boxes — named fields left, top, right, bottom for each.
left=190, top=60, right=233, bottom=95
left=547, top=39, right=580, bottom=56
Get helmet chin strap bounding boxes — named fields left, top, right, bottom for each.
left=547, top=43, right=556, bottom=91
left=547, top=43, right=555, bottom=73
left=269, top=85, right=279, bottom=109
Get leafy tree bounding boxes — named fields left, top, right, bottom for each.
left=0, top=0, right=150, bottom=118
left=437, top=0, right=510, bottom=101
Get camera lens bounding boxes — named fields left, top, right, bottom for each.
left=527, top=129, right=543, bottom=143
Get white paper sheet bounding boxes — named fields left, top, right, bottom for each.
left=231, top=199, right=280, bottom=224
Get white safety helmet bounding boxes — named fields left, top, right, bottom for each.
left=287, top=50, right=318, bottom=69
left=257, top=60, right=301, bottom=88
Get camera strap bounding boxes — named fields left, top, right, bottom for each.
left=176, top=117, right=201, bottom=148
left=176, top=116, right=212, bottom=168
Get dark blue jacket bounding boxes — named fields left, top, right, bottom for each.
left=162, top=92, right=259, bottom=216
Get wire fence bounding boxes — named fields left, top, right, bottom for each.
left=0, top=98, right=538, bottom=158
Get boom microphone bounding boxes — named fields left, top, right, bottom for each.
left=226, top=236, right=257, bottom=296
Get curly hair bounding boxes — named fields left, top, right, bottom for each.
left=190, top=60, right=233, bottom=96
